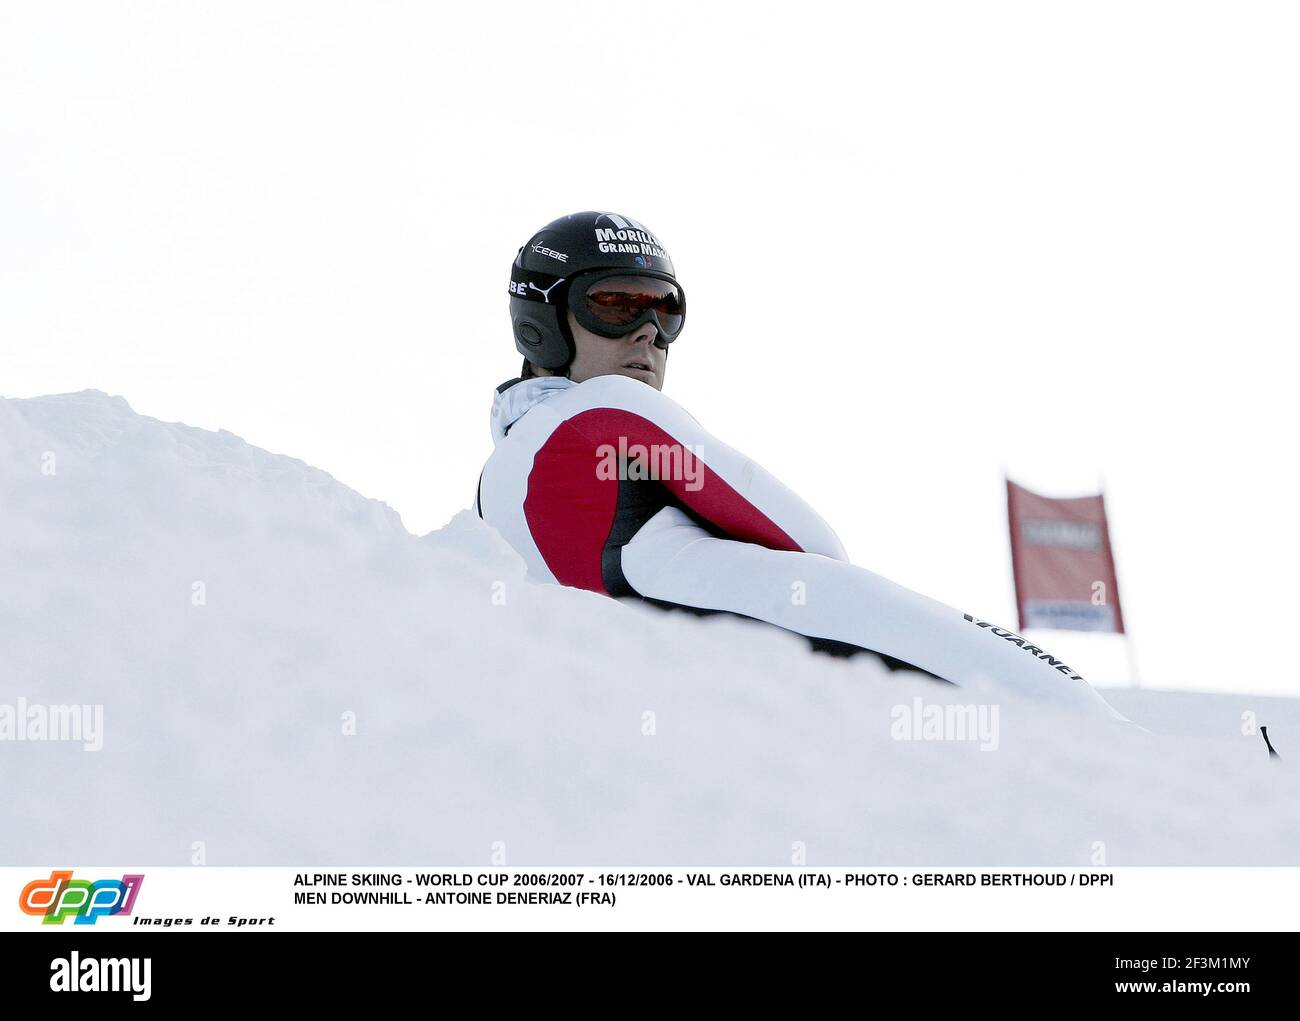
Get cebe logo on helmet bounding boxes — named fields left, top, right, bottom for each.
left=508, top=211, right=686, bottom=372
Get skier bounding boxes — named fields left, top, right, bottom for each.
left=478, top=211, right=1125, bottom=720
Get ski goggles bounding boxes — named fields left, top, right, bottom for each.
left=568, top=271, right=686, bottom=346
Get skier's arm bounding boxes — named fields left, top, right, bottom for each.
left=560, top=375, right=848, bottom=561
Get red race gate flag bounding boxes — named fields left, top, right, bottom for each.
left=1006, top=479, right=1126, bottom=634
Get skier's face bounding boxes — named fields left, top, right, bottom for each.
left=566, top=311, right=667, bottom=390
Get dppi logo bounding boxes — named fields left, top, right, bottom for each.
left=19, top=870, right=144, bottom=925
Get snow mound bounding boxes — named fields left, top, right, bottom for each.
left=2, top=391, right=1297, bottom=865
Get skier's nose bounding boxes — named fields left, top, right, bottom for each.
left=625, top=322, right=659, bottom=349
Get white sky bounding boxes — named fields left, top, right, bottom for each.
left=2, top=2, right=1297, bottom=694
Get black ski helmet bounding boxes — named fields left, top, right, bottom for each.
left=508, top=211, right=684, bottom=371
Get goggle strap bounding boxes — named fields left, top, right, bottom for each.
left=509, top=266, right=567, bottom=306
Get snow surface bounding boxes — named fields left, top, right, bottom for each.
left=2, top=391, right=1297, bottom=865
